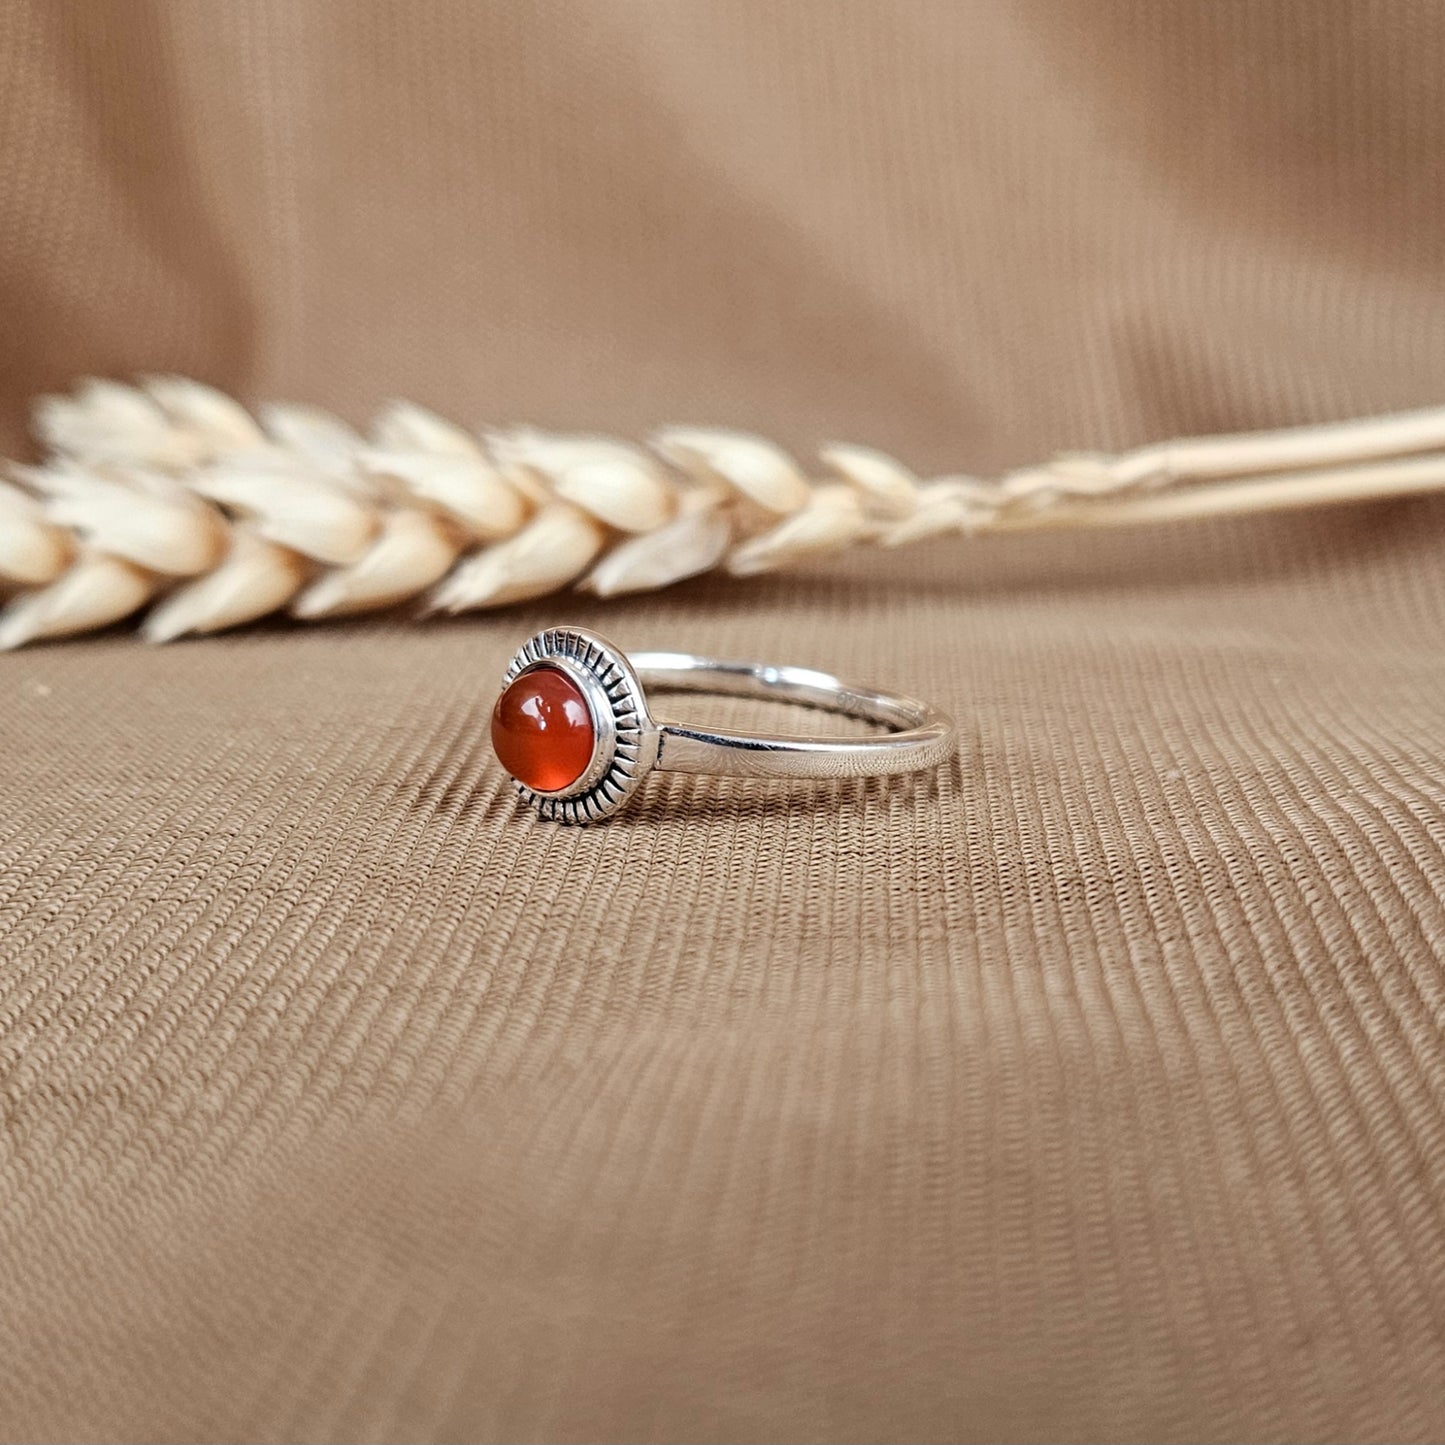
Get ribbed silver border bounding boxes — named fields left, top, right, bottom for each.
left=499, top=627, right=658, bottom=823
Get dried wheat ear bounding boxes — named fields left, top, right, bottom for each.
left=2, top=377, right=1444, bottom=648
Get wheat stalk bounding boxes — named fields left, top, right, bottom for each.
left=2, top=377, right=1444, bottom=648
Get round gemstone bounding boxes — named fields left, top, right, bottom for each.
left=490, top=665, right=596, bottom=793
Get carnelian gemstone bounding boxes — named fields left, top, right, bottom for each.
left=490, top=665, right=596, bottom=792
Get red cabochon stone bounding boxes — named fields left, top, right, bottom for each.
left=490, top=665, right=596, bottom=792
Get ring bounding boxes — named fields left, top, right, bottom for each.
left=490, top=626, right=957, bottom=822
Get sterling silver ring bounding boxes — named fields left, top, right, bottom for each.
left=490, top=626, right=956, bottom=823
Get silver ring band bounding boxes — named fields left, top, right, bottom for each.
left=491, top=626, right=957, bottom=823
left=633, top=652, right=955, bottom=781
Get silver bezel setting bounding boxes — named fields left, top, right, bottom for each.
left=497, top=627, right=658, bottom=823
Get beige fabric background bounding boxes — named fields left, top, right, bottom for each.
left=2, top=3, right=1445, bottom=1440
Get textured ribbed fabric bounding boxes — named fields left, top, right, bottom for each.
left=2, top=3, right=1444, bottom=1441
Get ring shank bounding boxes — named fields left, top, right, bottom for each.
left=630, top=651, right=956, bottom=780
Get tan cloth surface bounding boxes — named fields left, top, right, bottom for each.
left=3, top=3, right=1445, bottom=1440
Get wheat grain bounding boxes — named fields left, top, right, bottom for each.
left=2, top=376, right=1444, bottom=648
